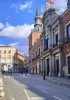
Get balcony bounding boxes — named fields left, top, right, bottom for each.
left=53, top=44, right=58, bottom=48
left=63, top=37, right=70, bottom=44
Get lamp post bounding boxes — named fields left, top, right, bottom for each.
left=43, top=57, right=46, bottom=79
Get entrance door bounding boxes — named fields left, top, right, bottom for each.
left=47, top=58, right=49, bottom=75
left=68, top=56, right=70, bottom=78
left=56, top=59, right=59, bottom=76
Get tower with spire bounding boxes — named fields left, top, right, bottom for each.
left=67, top=0, right=70, bottom=8
left=28, top=0, right=42, bottom=49
left=34, top=0, right=42, bottom=33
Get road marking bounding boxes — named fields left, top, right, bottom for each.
left=53, top=96, right=62, bottom=100
left=7, top=76, right=10, bottom=78
left=24, top=89, right=45, bottom=100
left=4, top=76, right=7, bottom=78
left=43, top=90, right=47, bottom=94
left=24, top=89, right=30, bottom=100
left=12, top=97, right=15, bottom=100
left=30, top=97, right=44, bottom=100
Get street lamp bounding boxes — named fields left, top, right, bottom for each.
left=43, top=57, right=46, bottom=80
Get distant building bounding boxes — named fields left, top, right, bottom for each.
left=62, top=0, right=70, bottom=78
left=0, top=46, right=25, bottom=73
left=28, top=2, right=43, bottom=74
left=24, top=56, right=29, bottom=71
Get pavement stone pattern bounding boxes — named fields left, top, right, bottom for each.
left=29, top=74, right=70, bottom=88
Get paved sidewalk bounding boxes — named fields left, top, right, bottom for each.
left=12, top=73, right=70, bottom=88
left=29, top=74, right=70, bottom=88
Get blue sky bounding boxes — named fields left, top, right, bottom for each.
left=0, top=0, right=67, bottom=55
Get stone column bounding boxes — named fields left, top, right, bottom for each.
left=58, top=23, right=61, bottom=45
left=43, top=57, right=46, bottom=79
left=49, top=55, right=52, bottom=76
left=58, top=51, right=63, bottom=77
left=41, top=59, right=43, bottom=75
left=52, top=55, right=55, bottom=76
left=45, top=58, right=47, bottom=75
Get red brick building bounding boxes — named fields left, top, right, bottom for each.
left=28, top=3, right=43, bottom=74
left=62, top=0, right=70, bottom=77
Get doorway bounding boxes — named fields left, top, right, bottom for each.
left=47, top=58, right=49, bottom=75
left=56, top=59, right=59, bottom=76
left=68, top=56, right=70, bottom=78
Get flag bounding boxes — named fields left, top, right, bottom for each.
left=44, top=38, right=48, bottom=50
left=48, top=0, right=54, bottom=4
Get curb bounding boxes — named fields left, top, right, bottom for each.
left=0, top=77, right=5, bottom=97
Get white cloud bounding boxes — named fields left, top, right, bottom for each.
left=9, top=42, right=20, bottom=46
left=19, top=1, right=32, bottom=11
left=11, top=1, right=33, bottom=12
left=0, top=23, right=34, bottom=38
left=0, top=23, right=4, bottom=29
left=0, top=44, right=5, bottom=46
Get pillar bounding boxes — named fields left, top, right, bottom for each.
left=52, top=55, right=55, bottom=76
left=49, top=55, right=52, bottom=76
left=58, top=51, right=63, bottom=77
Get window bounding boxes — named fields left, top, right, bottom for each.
left=8, top=50, right=11, bottom=53
left=39, top=48, right=40, bottom=56
left=4, top=50, right=6, bottom=53
left=8, top=55, right=11, bottom=59
left=55, top=34, right=58, bottom=46
left=33, top=53, right=34, bottom=58
left=0, top=55, right=1, bottom=59
left=67, top=25, right=70, bottom=39
left=36, top=51, right=37, bottom=56
left=0, top=50, right=1, bottom=53
left=44, top=38, right=49, bottom=50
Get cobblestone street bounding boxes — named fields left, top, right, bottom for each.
left=1, top=73, right=70, bottom=100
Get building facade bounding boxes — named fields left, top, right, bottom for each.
left=0, top=46, right=25, bottom=73
left=42, top=8, right=63, bottom=77
left=28, top=2, right=43, bottom=74
left=29, top=0, right=70, bottom=78
left=62, top=0, right=70, bottom=78
left=41, top=0, right=70, bottom=78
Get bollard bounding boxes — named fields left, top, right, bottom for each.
left=0, top=78, right=2, bottom=82
left=0, top=83, right=3, bottom=87
left=0, top=87, right=3, bottom=91
left=0, top=91, right=4, bottom=97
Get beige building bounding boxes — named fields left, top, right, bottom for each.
left=0, top=46, right=25, bottom=73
